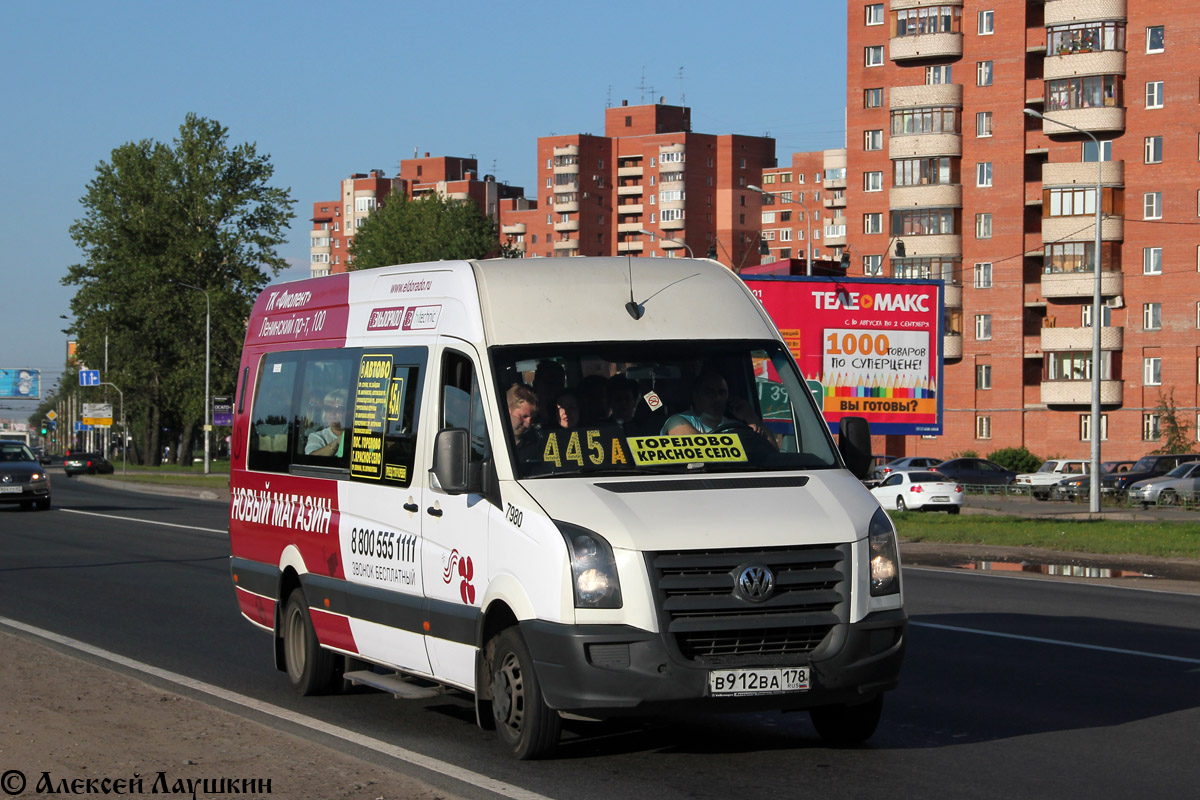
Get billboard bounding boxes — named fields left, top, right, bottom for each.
left=744, top=276, right=943, bottom=436
left=0, top=368, right=40, bottom=399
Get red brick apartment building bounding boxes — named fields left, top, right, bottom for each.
left=310, top=160, right=524, bottom=276
left=758, top=150, right=850, bottom=268
left=845, top=0, right=1200, bottom=460
left=498, top=101, right=777, bottom=271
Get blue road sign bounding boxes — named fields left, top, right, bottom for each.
left=74, top=421, right=94, bottom=432
left=79, top=370, right=101, bottom=387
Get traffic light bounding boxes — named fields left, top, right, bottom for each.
left=40, top=420, right=48, bottom=436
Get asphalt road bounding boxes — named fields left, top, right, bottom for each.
left=2, top=477, right=1198, bottom=799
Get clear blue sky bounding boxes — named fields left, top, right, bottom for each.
left=0, top=0, right=848, bottom=422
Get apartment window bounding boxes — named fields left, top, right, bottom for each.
left=894, top=156, right=957, bottom=187
left=1144, top=247, right=1163, bottom=274
left=762, top=211, right=776, bottom=224
left=976, top=111, right=993, bottom=137
left=891, top=208, right=957, bottom=236
left=864, top=171, right=883, bottom=192
left=975, top=314, right=992, bottom=340
left=865, top=3, right=884, bottom=25
left=1144, top=303, right=1162, bottom=330
left=354, top=197, right=376, bottom=213
left=1081, top=304, right=1113, bottom=328
left=864, top=213, right=883, bottom=234
left=781, top=191, right=794, bottom=203
left=892, top=256, right=961, bottom=282
left=864, top=88, right=883, bottom=108
left=1045, top=187, right=1099, bottom=217
left=977, top=61, right=993, bottom=86
left=1080, top=414, right=1109, bottom=442
left=976, top=162, right=993, bottom=187
left=1144, top=192, right=1162, bottom=220
left=864, top=129, right=883, bottom=150
left=925, top=65, right=952, bottom=85
left=1082, top=140, right=1113, bottom=162
left=1142, top=413, right=1162, bottom=441
left=1146, top=26, right=1164, bottom=53
left=1146, top=81, right=1164, bottom=109
left=976, top=364, right=992, bottom=389
left=1045, top=75, right=1122, bottom=111
left=1146, top=136, right=1164, bottom=164
left=976, top=415, right=992, bottom=440
left=863, top=255, right=883, bottom=276
left=894, top=5, right=962, bottom=35
left=891, top=106, right=960, bottom=135
left=1048, top=21, right=1125, bottom=54
left=1144, top=357, right=1162, bottom=385
left=780, top=229, right=792, bottom=242
left=976, top=213, right=992, bottom=239
left=974, top=262, right=993, bottom=288
left=978, top=10, right=994, bottom=34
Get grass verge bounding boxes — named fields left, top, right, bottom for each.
left=892, top=512, right=1200, bottom=560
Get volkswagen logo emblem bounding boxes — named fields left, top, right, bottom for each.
left=734, top=565, right=775, bottom=603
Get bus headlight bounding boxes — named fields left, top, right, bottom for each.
left=868, top=507, right=901, bottom=596
left=556, top=522, right=623, bottom=609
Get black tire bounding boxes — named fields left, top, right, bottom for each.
left=489, top=627, right=561, bottom=759
left=1033, top=489, right=1048, bottom=501
left=36, top=498, right=50, bottom=511
left=895, top=496, right=907, bottom=512
left=282, top=589, right=337, bottom=696
left=20, top=501, right=32, bottom=511
left=810, top=694, right=884, bottom=747
left=1160, top=490, right=1178, bottom=507
left=947, top=506, right=961, bottom=515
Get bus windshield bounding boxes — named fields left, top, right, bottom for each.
left=491, top=340, right=840, bottom=479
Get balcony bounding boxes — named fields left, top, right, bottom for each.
left=617, top=166, right=644, bottom=178
left=894, top=234, right=962, bottom=259
left=1042, top=215, right=1123, bottom=243
left=889, top=84, right=963, bottom=108
left=824, top=226, right=847, bottom=247
left=1041, top=269, right=1123, bottom=299
left=944, top=333, right=963, bottom=360
left=553, top=163, right=580, bottom=175
left=553, top=200, right=580, bottom=213
left=617, top=185, right=643, bottom=196
left=890, top=33, right=963, bottom=61
left=1042, top=160, right=1123, bottom=188
left=661, top=218, right=685, bottom=231
left=501, top=223, right=526, bottom=235
left=553, top=239, right=580, bottom=252
left=660, top=238, right=685, bottom=250
left=1041, top=324, right=1123, bottom=351
left=889, top=133, right=961, bottom=159
left=616, top=240, right=644, bottom=253
left=1044, top=50, right=1125, bottom=81
left=617, top=203, right=643, bottom=215
left=1039, top=107, right=1126, bottom=135
left=944, top=283, right=962, bottom=308
left=823, top=175, right=847, bottom=190
left=824, top=192, right=846, bottom=209
left=1040, top=379, right=1123, bottom=405
left=889, top=184, right=962, bottom=209
left=1045, top=0, right=1126, bottom=27
left=617, top=222, right=644, bottom=233
left=554, top=220, right=579, bottom=232
left=553, top=144, right=580, bottom=156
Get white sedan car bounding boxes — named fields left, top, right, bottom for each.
left=871, top=470, right=964, bottom=514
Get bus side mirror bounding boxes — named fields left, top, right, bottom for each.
left=432, top=428, right=470, bottom=494
left=838, top=416, right=872, bottom=480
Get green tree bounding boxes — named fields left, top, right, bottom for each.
left=64, top=114, right=295, bottom=465
left=348, top=192, right=500, bottom=269
left=986, top=446, right=1043, bottom=474
left=1152, top=388, right=1195, bottom=455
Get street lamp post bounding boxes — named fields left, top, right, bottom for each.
left=171, top=281, right=212, bottom=475
left=636, top=229, right=694, bottom=258
left=1024, top=107, right=1104, bottom=514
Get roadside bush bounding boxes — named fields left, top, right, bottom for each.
left=951, top=449, right=979, bottom=459
left=987, top=446, right=1042, bottom=474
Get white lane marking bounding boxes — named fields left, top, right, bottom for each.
left=911, top=621, right=1200, bottom=665
left=0, top=616, right=556, bottom=800
left=60, top=508, right=226, bottom=534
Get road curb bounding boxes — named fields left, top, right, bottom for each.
left=72, top=474, right=230, bottom=504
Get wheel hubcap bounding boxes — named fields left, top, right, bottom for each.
left=493, top=653, right=524, bottom=732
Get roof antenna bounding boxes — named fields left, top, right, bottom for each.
left=625, top=255, right=644, bottom=320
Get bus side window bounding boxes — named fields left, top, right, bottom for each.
left=247, top=354, right=298, bottom=473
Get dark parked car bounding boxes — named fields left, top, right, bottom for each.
left=0, top=441, right=52, bottom=511
left=1101, top=454, right=1200, bottom=497
left=930, top=457, right=1016, bottom=486
left=63, top=452, right=115, bottom=476
left=1053, top=460, right=1138, bottom=500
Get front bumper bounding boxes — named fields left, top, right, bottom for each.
left=520, top=608, right=907, bottom=717
left=0, top=482, right=50, bottom=504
